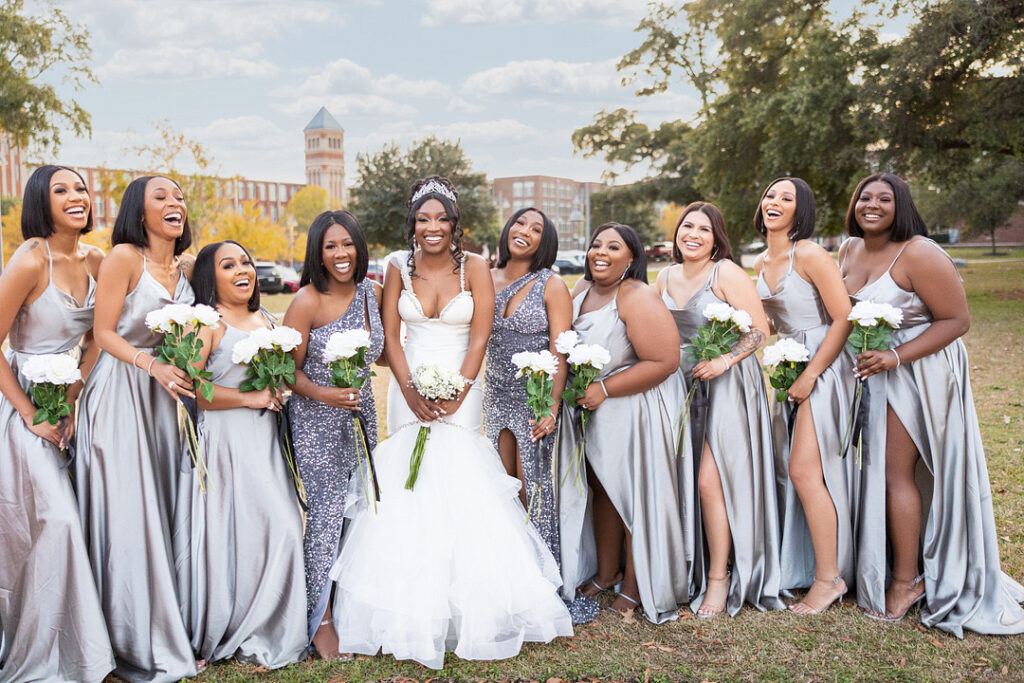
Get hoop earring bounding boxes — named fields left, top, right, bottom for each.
left=620, top=263, right=632, bottom=281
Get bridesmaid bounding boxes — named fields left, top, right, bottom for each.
left=840, top=173, right=1024, bottom=634
left=175, top=240, right=307, bottom=667
left=560, top=222, right=687, bottom=621
left=0, top=166, right=114, bottom=681
left=655, top=201, right=784, bottom=618
left=75, top=175, right=201, bottom=681
left=284, top=211, right=384, bottom=658
left=754, top=177, right=856, bottom=614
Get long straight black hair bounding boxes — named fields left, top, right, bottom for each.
left=21, top=165, right=94, bottom=239
left=111, top=175, right=193, bottom=255
left=300, top=210, right=370, bottom=292
left=192, top=240, right=261, bottom=312
left=845, top=173, right=928, bottom=240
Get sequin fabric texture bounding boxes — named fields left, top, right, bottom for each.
left=288, top=280, right=384, bottom=631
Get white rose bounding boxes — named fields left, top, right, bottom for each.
left=511, top=350, right=537, bottom=377
left=270, top=326, right=303, bottom=352
left=20, top=355, right=50, bottom=383
left=702, top=302, right=736, bottom=323
left=231, top=337, right=260, bottom=365
left=761, top=344, right=782, bottom=369
left=165, top=303, right=196, bottom=326
left=731, top=309, right=753, bottom=333
left=43, top=354, right=81, bottom=385
left=877, top=303, right=903, bottom=328
left=849, top=300, right=882, bottom=326
left=145, top=307, right=174, bottom=333
left=534, top=350, right=559, bottom=377
left=250, top=327, right=274, bottom=350
left=192, top=304, right=221, bottom=329
left=554, top=330, right=580, bottom=354
left=780, top=338, right=811, bottom=363
left=324, top=328, right=371, bottom=362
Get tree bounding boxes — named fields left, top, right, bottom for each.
left=589, top=182, right=667, bottom=246
left=1, top=201, right=20, bottom=266
left=350, top=136, right=498, bottom=250
left=285, top=185, right=333, bottom=233
left=0, top=0, right=94, bottom=151
left=207, top=201, right=289, bottom=263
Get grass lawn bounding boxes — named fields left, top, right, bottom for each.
left=228, top=260, right=1024, bottom=682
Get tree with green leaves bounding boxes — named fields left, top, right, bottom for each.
left=350, top=136, right=498, bottom=250
left=1, top=0, right=94, bottom=152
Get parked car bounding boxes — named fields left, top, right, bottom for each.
left=645, top=241, right=673, bottom=260
left=256, top=261, right=285, bottom=294
left=365, top=261, right=385, bottom=284
left=552, top=258, right=585, bottom=275
left=279, top=266, right=301, bottom=293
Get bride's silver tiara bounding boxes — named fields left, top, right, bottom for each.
left=410, top=179, right=457, bottom=205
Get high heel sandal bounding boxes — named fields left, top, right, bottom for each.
left=312, top=617, right=353, bottom=662
left=789, top=575, right=847, bottom=615
left=579, top=573, right=623, bottom=598
left=607, top=591, right=639, bottom=616
left=697, top=575, right=730, bottom=619
left=866, top=575, right=925, bottom=623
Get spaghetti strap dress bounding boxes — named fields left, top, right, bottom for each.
left=0, top=243, right=114, bottom=682
left=845, top=237, right=1024, bottom=636
left=665, top=262, right=785, bottom=615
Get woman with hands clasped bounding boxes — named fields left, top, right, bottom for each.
left=0, top=165, right=113, bottom=682
left=655, top=201, right=783, bottom=619
left=174, top=240, right=307, bottom=669
left=754, top=177, right=856, bottom=615
left=74, top=175, right=203, bottom=682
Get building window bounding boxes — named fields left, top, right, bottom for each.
left=522, top=181, right=534, bottom=197
left=269, top=184, right=277, bottom=202
left=110, top=197, right=118, bottom=217
left=513, top=182, right=523, bottom=198
left=270, top=205, right=278, bottom=221
left=258, top=183, right=266, bottom=201
left=95, top=196, right=105, bottom=218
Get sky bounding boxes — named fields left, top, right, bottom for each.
left=40, top=0, right=904, bottom=188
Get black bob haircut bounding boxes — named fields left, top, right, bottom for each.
left=111, top=176, right=193, bottom=256
left=191, top=240, right=261, bottom=312
left=753, top=176, right=816, bottom=241
left=21, top=165, right=94, bottom=239
left=301, top=210, right=370, bottom=292
left=495, top=206, right=558, bottom=271
left=584, top=222, right=649, bottom=284
left=845, top=173, right=928, bottom=241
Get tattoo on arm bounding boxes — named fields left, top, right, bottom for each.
left=728, top=329, right=764, bottom=360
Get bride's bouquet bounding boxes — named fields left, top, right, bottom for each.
left=511, top=349, right=559, bottom=518
left=324, top=328, right=379, bottom=510
left=146, top=303, right=220, bottom=492
left=841, top=300, right=904, bottom=463
left=22, top=353, right=81, bottom=467
left=232, top=325, right=306, bottom=507
left=676, top=302, right=751, bottom=456
left=762, top=338, right=810, bottom=403
left=405, top=363, right=468, bottom=491
left=555, top=330, right=611, bottom=490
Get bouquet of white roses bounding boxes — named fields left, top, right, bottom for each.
left=555, top=330, right=611, bottom=489
left=512, top=349, right=560, bottom=518
left=323, top=328, right=378, bottom=509
left=841, top=300, right=904, bottom=462
left=405, top=363, right=468, bottom=491
left=21, top=353, right=81, bottom=427
left=232, top=325, right=305, bottom=506
left=146, top=303, right=220, bottom=491
left=762, top=338, right=810, bottom=403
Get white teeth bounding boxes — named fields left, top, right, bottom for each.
left=766, top=210, right=781, bottom=218
left=684, top=241, right=700, bottom=249
left=164, top=212, right=182, bottom=224
left=67, top=207, right=85, bottom=215
left=594, top=260, right=610, bottom=267
left=424, top=236, right=442, bottom=244
left=334, top=262, right=351, bottom=272
left=513, top=237, right=529, bottom=247
left=235, top=279, right=250, bottom=287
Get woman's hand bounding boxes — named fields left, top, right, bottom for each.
left=148, top=360, right=195, bottom=400
left=855, top=349, right=899, bottom=379
left=403, top=385, right=443, bottom=423
left=693, top=356, right=731, bottom=382
left=317, top=385, right=362, bottom=412
left=529, top=413, right=557, bottom=441
left=61, top=411, right=77, bottom=443
left=576, top=381, right=607, bottom=412
left=243, top=387, right=283, bottom=412
left=433, top=384, right=470, bottom=418
left=786, top=369, right=819, bottom=403
left=23, top=413, right=67, bottom=449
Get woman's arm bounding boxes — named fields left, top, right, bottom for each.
left=532, top=275, right=573, bottom=438
left=381, top=258, right=437, bottom=422
left=283, top=287, right=360, bottom=411
left=458, top=254, right=494, bottom=381
left=68, top=246, right=107, bottom=401
left=693, top=261, right=769, bottom=381
left=371, top=280, right=389, bottom=367
left=192, top=324, right=281, bottom=411
left=856, top=239, right=970, bottom=378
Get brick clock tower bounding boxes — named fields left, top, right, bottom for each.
left=304, top=107, right=345, bottom=204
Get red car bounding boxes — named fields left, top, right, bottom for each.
left=645, top=241, right=673, bottom=260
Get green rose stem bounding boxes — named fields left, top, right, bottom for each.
left=405, top=425, right=430, bottom=490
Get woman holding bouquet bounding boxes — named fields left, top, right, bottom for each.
left=754, top=177, right=855, bottom=614
left=561, top=222, right=688, bottom=622
left=75, top=176, right=202, bottom=681
left=327, top=176, right=571, bottom=669
left=654, top=202, right=783, bottom=618
left=840, top=173, right=1024, bottom=634
left=283, top=210, right=384, bottom=658
left=0, top=166, right=114, bottom=682
left=174, top=240, right=307, bottom=667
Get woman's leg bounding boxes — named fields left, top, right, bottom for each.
left=788, top=402, right=846, bottom=613
left=312, top=601, right=341, bottom=659
left=497, top=428, right=527, bottom=507
left=697, top=441, right=732, bottom=616
left=579, top=471, right=624, bottom=597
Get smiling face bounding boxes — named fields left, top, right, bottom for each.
left=143, top=177, right=187, bottom=241
left=322, top=222, right=358, bottom=284
left=675, top=208, right=715, bottom=263
left=760, top=179, right=798, bottom=234
left=414, top=198, right=453, bottom=254
left=506, top=209, right=545, bottom=260
left=587, top=227, right=633, bottom=284
left=49, top=169, right=91, bottom=234
left=854, top=180, right=896, bottom=235
left=213, top=242, right=256, bottom=307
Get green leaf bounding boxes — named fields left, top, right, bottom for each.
left=200, top=381, right=215, bottom=402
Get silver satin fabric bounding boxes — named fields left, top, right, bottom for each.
left=757, top=252, right=857, bottom=592
left=556, top=289, right=689, bottom=623
left=173, top=321, right=307, bottom=667
left=0, top=278, right=115, bottom=682
left=664, top=266, right=785, bottom=616
left=850, top=241, right=1024, bottom=636
left=74, top=270, right=198, bottom=682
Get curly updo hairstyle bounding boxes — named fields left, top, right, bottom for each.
left=404, top=175, right=462, bottom=277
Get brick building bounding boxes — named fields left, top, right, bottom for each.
left=492, top=175, right=604, bottom=251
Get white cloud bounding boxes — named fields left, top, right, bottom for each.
left=462, top=58, right=622, bottom=99
left=99, top=45, right=278, bottom=80
left=422, top=0, right=650, bottom=26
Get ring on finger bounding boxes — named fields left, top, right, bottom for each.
left=169, top=381, right=177, bottom=390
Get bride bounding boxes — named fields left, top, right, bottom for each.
left=328, top=176, right=573, bottom=669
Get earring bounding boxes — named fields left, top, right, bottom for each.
left=711, top=247, right=719, bottom=260
left=620, top=263, right=632, bottom=281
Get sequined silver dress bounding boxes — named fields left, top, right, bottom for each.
left=288, top=279, right=383, bottom=641
left=0, top=244, right=114, bottom=682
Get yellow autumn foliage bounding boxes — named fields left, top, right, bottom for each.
left=206, top=201, right=291, bottom=263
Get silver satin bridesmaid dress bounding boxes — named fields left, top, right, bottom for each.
left=665, top=262, right=785, bottom=615
left=174, top=320, right=307, bottom=667
left=556, top=286, right=690, bottom=624
left=757, top=244, right=857, bottom=592
left=0, top=244, right=114, bottom=682
left=846, top=238, right=1024, bottom=636
left=74, top=256, right=198, bottom=682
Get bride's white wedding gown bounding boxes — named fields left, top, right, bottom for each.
left=328, top=252, right=572, bottom=669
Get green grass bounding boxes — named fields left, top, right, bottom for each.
left=214, top=261, right=1024, bottom=683
left=944, top=246, right=1024, bottom=260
